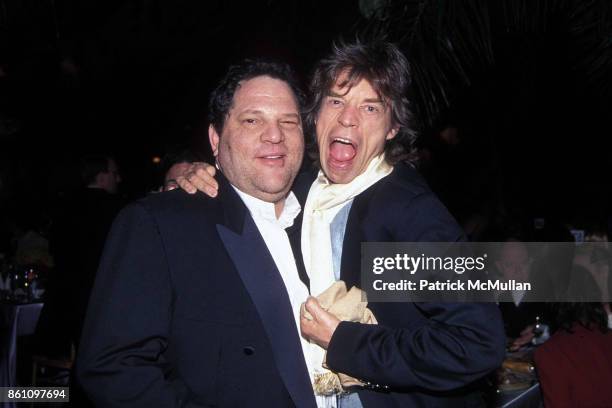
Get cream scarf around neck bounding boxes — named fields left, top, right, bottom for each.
left=301, top=153, right=392, bottom=396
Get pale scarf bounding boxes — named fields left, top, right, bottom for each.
left=301, top=153, right=392, bottom=401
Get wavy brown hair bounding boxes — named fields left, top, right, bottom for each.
left=304, top=39, right=418, bottom=167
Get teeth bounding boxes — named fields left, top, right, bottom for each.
left=333, top=137, right=352, bottom=144
left=264, top=155, right=282, bottom=159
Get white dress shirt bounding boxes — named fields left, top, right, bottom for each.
left=233, top=188, right=321, bottom=401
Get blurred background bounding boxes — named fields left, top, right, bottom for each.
left=1, top=0, right=611, bottom=234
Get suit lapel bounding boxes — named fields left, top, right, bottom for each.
left=290, top=169, right=316, bottom=289
left=286, top=211, right=310, bottom=289
left=215, top=176, right=316, bottom=408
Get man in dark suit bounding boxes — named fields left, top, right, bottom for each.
left=38, top=154, right=124, bottom=358
left=76, top=61, right=317, bottom=407
left=296, top=40, right=505, bottom=407
left=494, top=240, right=545, bottom=345
left=179, top=40, right=506, bottom=407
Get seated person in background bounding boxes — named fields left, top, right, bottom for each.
left=572, top=230, right=611, bottom=324
left=535, top=269, right=612, bottom=408
left=495, top=239, right=545, bottom=349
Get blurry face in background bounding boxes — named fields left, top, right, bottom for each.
left=209, top=75, right=304, bottom=204
left=315, top=74, right=398, bottom=184
left=573, top=240, right=610, bottom=298
left=98, top=158, right=121, bottom=194
left=163, top=162, right=192, bottom=191
left=496, top=241, right=532, bottom=281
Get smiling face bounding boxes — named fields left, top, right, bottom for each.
left=209, top=75, right=304, bottom=203
left=315, top=75, right=398, bottom=184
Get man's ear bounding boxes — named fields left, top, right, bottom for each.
left=386, top=126, right=399, bottom=141
left=209, top=124, right=220, bottom=157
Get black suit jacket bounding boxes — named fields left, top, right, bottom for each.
left=37, top=188, right=124, bottom=357
left=76, top=175, right=316, bottom=408
left=294, top=163, right=506, bottom=407
left=497, top=294, right=545, bottom=338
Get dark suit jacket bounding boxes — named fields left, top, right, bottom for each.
left=293, top=163, right=506, bottom=407
left=497, top=295, right=545, bottom=338
left=37, top=187, right=124, bottom=357
left=76, top=175, right=316, bottom=408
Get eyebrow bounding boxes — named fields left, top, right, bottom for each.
left=239, top=109, right=265, bottom=116
left=279, top=113, right=301, bottom=120
left=237, top=110, right=300, bottom=119
left=328, top=91, right=345, bottom=98
left=327, top=92, right=384, bottom=104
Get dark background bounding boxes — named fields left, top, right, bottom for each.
left=1, top=0, right=611, bottom=235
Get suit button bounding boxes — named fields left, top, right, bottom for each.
left=243, top=346, right=255, bottom=356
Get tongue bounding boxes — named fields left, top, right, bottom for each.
left=330, top=142, right=356, bottom=162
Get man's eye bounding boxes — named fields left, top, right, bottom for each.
left=364, top=105, right=379, bottom=113
left=328, top=98, right=343, bottom=106
left=281, top=121, right=299, bottom=127
left=243, top=118, right=258, bottom=125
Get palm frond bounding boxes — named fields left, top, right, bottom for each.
left=356, top=0, right=612, bottom=127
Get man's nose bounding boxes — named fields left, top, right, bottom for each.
left=261, top=123, right=284, bottom=143
left=338, top=105, right=359, bottom=128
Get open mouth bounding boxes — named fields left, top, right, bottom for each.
left=329, top=137, right=357, bottom=164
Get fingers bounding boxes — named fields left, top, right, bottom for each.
left=203, top=163, right=217, bottom=178
left=519, top=325, right=534, bottom=336
left=194, top=163, right=218, bottom=188
left=304, top=297, right=322, bottom=319
left=191, top=163, right=218, bottom=197
left=175, top=162, right=219, bottom=197
left=176, top=174, right=197, bottom=194
left=300, top=302, right=311, bottom=321
left=300, top=303, right=318, bottom=340
left=176, top=175, right=196, bottom=194
left=510, top=331, right=534, bottom=351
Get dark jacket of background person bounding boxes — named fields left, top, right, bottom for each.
left=293, top=163, right=506, bottom=407
left=535, top=323, right=612, bottom=407
left=76, top=175, right=316, bottom=408
left=498, top=297, right=546, bottom=338
left=36, top=187, right=124, bottom=356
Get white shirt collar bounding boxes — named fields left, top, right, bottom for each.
left=233, top=187, right=301, bottom=229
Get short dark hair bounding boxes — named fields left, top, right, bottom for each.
left=305, top=39, right=417, bottom=165
left=158, top=147, right=202, bottom=187
left=208, top=59, right=305, bottom=134
left=160, top=148, right=201, bottom=176
left=80, top=155, right=112, bottom=185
